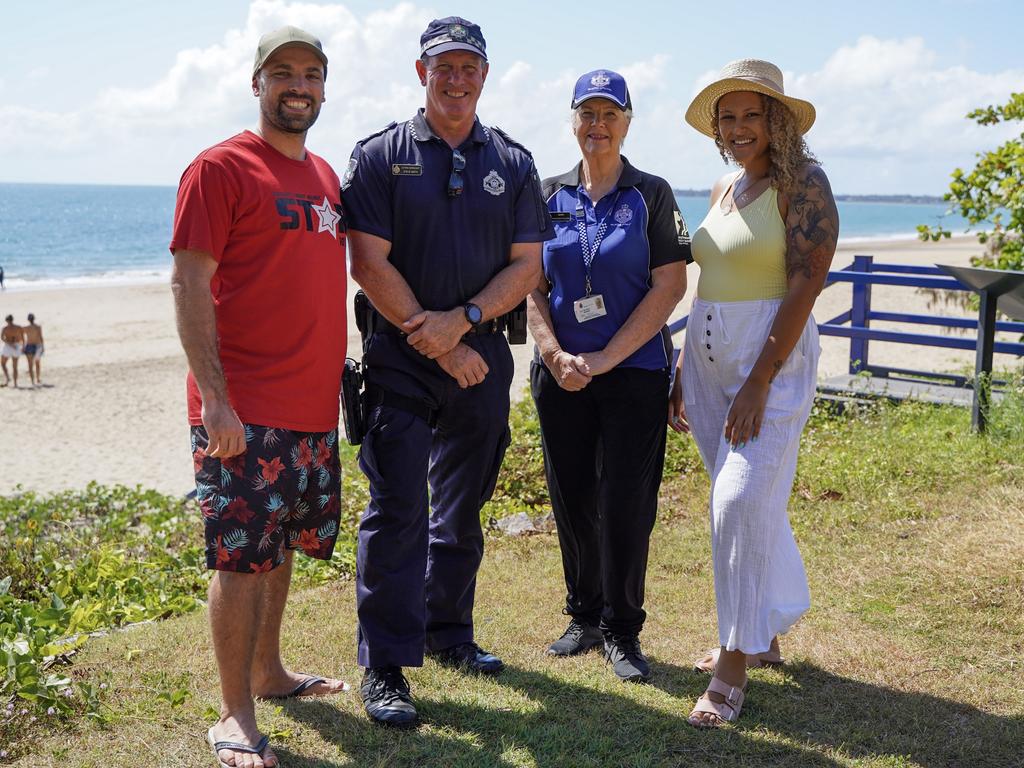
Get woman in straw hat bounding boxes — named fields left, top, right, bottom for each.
left=528, top=70, right=691, bottom=683
left=669, top=59, right=839, bottom=727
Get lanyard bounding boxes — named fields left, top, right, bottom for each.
left=575, top=189, right=621, bottom=297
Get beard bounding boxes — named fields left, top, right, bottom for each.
left=262, top=97, right=321, bottom=134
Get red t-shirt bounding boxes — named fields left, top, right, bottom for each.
left=170, top=130, right=347, bottom=432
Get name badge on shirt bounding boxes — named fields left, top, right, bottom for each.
left=550, top=212, right=572, bottom=222
left=391, top=164, right=422, bottom=176
left=574, top=294, right=607, bottom=323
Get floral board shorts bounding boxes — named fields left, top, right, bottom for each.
left=191, top=424, right=342, bottom=573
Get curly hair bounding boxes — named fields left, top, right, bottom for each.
left=713, top=93, right=818, bottom=193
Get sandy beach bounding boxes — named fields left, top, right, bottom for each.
left=1, top=235, right=1018, bottom=497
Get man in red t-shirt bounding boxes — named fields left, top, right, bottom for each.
left=170, top=26, right=347, bottom=768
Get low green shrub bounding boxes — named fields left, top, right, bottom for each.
left=484, top=397, right=550, bottom=521
left=0, top=484, right=205, bottom=741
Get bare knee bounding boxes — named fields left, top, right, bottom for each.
left=209, top=569, right=266, bottom=601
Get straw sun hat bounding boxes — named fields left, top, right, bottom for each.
left=685, top=59, right=815, bottom=138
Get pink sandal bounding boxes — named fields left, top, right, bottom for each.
left=692, top=647, right=784, bottom=674
left=688, top=676, right=746, bottom=728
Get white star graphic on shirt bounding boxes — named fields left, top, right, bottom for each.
left=312, top=197, right=341, bottom=237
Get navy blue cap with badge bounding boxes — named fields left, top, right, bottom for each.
left=571, top=69, right=632, bottom=110
left=419, top=16, right=487, bottom=60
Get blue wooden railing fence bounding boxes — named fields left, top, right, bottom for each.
left=668, top=255, right=1024, bottom=429
left=818, top=255, right=1024, bottom=382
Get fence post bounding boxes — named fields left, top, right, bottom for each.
left=849, top=254, right=873, bottom=374
left=971, top=290, right=998, bottom=433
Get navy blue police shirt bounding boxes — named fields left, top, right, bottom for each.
left=541, top=158, right=692, bottom=371
left=341, top=110, right=553, bottom=311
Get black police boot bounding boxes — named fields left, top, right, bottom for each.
left=360, top=666, right=418, bottom=728
left=546, top=618, right=604, bottom=656
left=428, top=642, right=505, bottom=675
left=603, top=634, right=651, bottom=683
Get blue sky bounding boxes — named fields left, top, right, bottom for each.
left=3, top=0, right=1022, bottom=193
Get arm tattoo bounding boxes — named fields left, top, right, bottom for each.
left=785, top=166, right=839, bottom=284
left=769, top=359, right=784, bottom=383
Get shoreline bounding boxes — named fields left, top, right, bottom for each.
left=0, top=270, right=173, bottom=294
left=0, top=233, right=986, bottom=293
left=0, top=234, right=1016, bottom=497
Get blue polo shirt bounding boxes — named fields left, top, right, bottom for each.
left=341, top=110, right=553, bottom=311
left=541, top=158, right=692, bottom=371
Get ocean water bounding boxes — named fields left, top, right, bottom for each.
left=0, top=183, right=176, bottom=290
left=675, top=196, right=970, bottom=245
left=0, top=182, right=972, bottom=290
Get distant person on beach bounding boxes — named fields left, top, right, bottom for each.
left=1, top=315, right=23, bottom=387
left=526, top=70, right=690, bottom=683
left=342, top=16, right=550, bottom=728
left=0, top=265, right=5, bottom=290
left=23, top=313, right=44, bottom=387
left=170, top=26, right=347, bottom=768
left=670, top=59, right=838, bottom=728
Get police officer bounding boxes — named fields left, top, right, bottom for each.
left=528, top=70, right=690, bottom=683
left=342, top=16, right=552, bottom=728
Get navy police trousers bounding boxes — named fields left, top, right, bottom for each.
left=355, top=332, right=512, bottom=668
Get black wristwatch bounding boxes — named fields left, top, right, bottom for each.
left=463, top=302, right=483, bottom=328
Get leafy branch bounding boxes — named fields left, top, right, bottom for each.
left=919, top=92, right=1024, bottom=271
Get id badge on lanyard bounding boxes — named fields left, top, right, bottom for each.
left=574, top=294, right=607, bottom=323
left=573, top=192, right=618, bottom=323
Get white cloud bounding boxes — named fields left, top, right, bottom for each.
left=795, top=36, right=1023, bottom=190
left=1, top=11, right=1021, bottom=195
left=0, top=0, right=433, bottom=185
left=816, top=35, right=936, bottom=89
left=670, top=36, right=1024, bottom=194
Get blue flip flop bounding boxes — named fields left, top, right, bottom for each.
left=207, top=727, right=271, bottom=768
left=262, top=674, right=350, bottom=700
left=281, top=675, right=327, bottom=699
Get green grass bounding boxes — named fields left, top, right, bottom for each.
left=3, top=391, right=1024, bottom=766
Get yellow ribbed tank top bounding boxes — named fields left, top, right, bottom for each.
left=691, top=181, right=788, bottom=302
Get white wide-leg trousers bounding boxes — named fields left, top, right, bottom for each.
left=682, top=297, right=818, bottom=654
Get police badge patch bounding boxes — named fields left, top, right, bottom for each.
left=674, top=210, right=691, bottom=245
left=483, top=170, right=506, bottom=196
left=591, top=71, right=611, bottom=87
left=614, top=203, right=633, bottom=226
left=341, top=157, right=357, bottom=190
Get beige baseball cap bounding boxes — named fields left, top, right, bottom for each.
left=253, top=26, right=328, bottom=79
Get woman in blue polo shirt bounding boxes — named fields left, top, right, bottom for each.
left=527, top=70, right=691, bottom=683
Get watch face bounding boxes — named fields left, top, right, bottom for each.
left=466, top=303, right=483, bottom=325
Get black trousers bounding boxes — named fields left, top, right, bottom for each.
left=530, top=362, right=669, bottom=636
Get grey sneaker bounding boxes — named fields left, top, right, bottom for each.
left=604, top=634, right=651, bottom=682
left=547, top=619, right=604, bottom=656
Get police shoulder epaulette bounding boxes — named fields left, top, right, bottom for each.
left=541, top=180, right=561, bottom=201
left=355, top=121, right=399, bottom=146
left=490, top=126, right=533, bottom=158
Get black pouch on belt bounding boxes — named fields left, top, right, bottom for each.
left=505, top=298, right=527, bottom=344
left=340, top=357, right=365, bottom=445
left=354, top=289, right=370, bottom=345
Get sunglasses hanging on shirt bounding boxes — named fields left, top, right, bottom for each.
left=448, top=149, right=466, bottom=197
